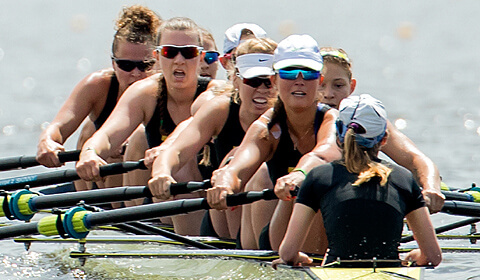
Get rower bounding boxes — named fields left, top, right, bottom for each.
left=36, top=6, right=161, bottom=194
left=318, top=47, right=445, bottom=214
left=273, top=94, right=442, bottom=268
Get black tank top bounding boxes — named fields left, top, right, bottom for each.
left=93, top=74, right=119, bottom=130
left=297, top=160, right=425, bottom=266
left=212, top=100, right=244, bottom=168
left=266, top=103, right=330, bottom=182
left=145, top=76, right=211, bottom=148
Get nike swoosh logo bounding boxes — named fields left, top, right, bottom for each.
left=259, top=59, right=268, bottom=62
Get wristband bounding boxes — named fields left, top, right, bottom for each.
left=291, top=168, right=307, bottom=176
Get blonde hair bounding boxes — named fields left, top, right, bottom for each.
left=112, top=5, right=161, bottom=55
left=156, top=17, right=202, bottom=46
left=342, top=128, right=391, bottom=186
left=320, top=47, right=352, bottom=80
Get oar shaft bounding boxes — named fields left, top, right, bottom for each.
left=29, top=186, right=152, bottom=211
left=0, top=222, right=39, bottom=239
left=401, top=217, right=480, bottom=243
left=0, top=150, right=80, bottom=171
left=85, top=189, right=277, bottom=229
left=442, top=191, right=474, bottom=202
left=442, top=200, right=480, bottom=217
left=0, top=160, right=146, bottom=191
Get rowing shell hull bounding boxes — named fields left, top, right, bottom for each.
left=307, top=266, right=424, bottom=280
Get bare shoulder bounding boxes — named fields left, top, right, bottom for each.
left=125, top=73, right=162, bottom=99
left=324, top=107, right=339, bottom=120
left=82, top=68, right=115, bottom=89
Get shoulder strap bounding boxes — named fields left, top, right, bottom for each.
left=94, top=74, right=119, bottom=130
left=195, top=76, right=211, bottom=97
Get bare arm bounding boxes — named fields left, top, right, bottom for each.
left=404, top=207, right=442, bottom=266
left=275, top=109, right=342, bottom=200
left=382, top=121, right=444, bottom=213
left=207, top=110, right=276, bottom=209
left=37, top=70, right=111, bottom=167
left=274, top=203, right=315, bottom=267
left=148, top=95, right=231, bottom=199
left=76, top=75, right=159, bottom=181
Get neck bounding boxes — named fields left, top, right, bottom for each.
left=166, top=81, right=198, bottom=105
left=285, top=103, right=317, bottom=135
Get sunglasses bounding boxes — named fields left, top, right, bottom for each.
left=112, top=57, right=156, bottom=72
left=242, top=77, right=272, bottom=88
left=156, top=45, right=203, bottom=59
left=219, top=52, right=234, bottom=65
left=278, top=69, right=321, bottom=80
left=203, top=51, right=220, bottom=65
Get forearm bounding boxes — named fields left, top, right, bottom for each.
left=411, top=154, right=441, bottom=192
left=151, top=148, right=181, bottom=177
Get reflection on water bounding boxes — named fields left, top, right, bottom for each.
left=1, top=0, right=480, bottom=279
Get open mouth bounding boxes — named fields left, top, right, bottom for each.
left=253, top=97, right=268, bottom=105
left=200, top=73, right=212, bottom=78
left=173, top=70, right=186, bottom=78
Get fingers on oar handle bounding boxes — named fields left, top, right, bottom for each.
left=170, top=180, right=211, bottom=196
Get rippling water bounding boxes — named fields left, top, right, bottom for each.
left=1, top=0, right=480, bottom=278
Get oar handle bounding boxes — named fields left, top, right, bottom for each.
left=170, top=180, right=211, bottom=196
left=0, top=150, right=81, bottom=171
left=0, top=160, right=147, bottom=191
left=57, top=150, right=81, bottom=164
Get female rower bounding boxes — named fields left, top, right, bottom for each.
left=319, top=47, right=444, bottom=213
left=274, top=94, right=442, bottom=268
left=76, top=17, right=222, bottom=235
left=36, top=5, right=160, bottom=169
left=121, top=27, right=221, bottom=208
left=198, top=27, right=219, bottom=79
left=148, top=37, right=278, bottom=239
left=206, top=35, right=341, bottom=248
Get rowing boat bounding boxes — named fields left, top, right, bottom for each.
left=11, top=232, right=426, bottom=280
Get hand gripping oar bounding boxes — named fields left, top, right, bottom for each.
left=0, top=180, right=211, bottom=221
left=0, top=160, right=147, bottom=191
left=0, top=150, right=80, bottom=171
left=0, top=188, right=285, bottom=240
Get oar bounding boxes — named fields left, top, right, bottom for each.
left=0, top=188, right=281, bottom=240
left=1, top=180, right=211, bottom=221
left=442, top=200, right=480, bottom=217
left=401, top=217, right=480, bottom=243
left=0, top=160, right=147, bottom=191
left=0, top=150, right=80, bottom=171
left=442, top=190, right=480, bottom=202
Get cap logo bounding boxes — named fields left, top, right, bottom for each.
left=259, top=58, right=268, bottom=62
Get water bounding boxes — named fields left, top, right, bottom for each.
left=1, top=0, right=480, bottom=278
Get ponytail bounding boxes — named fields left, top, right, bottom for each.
left=343, top=129, right=391, bottom=186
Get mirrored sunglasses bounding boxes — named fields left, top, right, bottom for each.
left=156, top=45, right=203, bottom=59
left=112, top=57, right=156, bottom=72
left=278, top=69, right=320, bottom=80
left=203, top=51, right=220, bottom=65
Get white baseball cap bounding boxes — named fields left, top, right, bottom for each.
left=223, top=23, right=267, bottom=54
left=338, top=94, right=388, bottom=139
left=235, top=53, right=274, bottom=79
left=273, top=34, right=323, bottom=71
